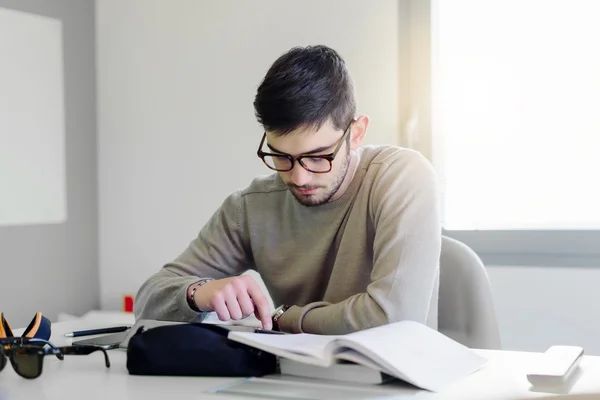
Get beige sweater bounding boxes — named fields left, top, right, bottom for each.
left=134, top=145, right=441, bottom=335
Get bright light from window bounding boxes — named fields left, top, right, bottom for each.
left=434, top=0, right=600, bottom=230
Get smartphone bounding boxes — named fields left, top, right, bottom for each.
left=72, top=330, right=130, bottom=350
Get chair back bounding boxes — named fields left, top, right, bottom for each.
left=438, top=235, right=502, bottom=349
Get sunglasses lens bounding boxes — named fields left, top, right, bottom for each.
left=0, top=352, right=6, bottom=372
left=13, top=348, right=42, bottom=379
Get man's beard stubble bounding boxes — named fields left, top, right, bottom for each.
left=288, top=149, right=352, bottom=207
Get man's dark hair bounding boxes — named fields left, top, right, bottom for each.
left=254, top=45, right=356, bottom=135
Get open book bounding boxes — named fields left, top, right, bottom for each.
left=227, top=320, right=487, bottom=392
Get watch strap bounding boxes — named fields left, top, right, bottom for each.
left=271, top=305, right=291, bottom=330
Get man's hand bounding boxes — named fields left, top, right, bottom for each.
left=190, top=275, right=272, bottom=330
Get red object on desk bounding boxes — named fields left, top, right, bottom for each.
left=123, top=295, right=134, bottom=313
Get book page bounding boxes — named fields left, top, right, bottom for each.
left=334, top=349, right=397, bottom=377
left=338, top=320, right=487, bottom=392
left=228, top=331, right=341, bottom=367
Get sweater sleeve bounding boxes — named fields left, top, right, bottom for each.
left=277, top=150, right=441, bottom=334
left=134, top=191, right=253, bottom=321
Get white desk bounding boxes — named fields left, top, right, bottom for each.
left=2, top=320, right=600, bottom=400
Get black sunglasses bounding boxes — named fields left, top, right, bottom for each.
left=0, top=337, right=110, bottom=379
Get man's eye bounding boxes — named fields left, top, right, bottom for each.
left=308, top=157, right=326, bottom=162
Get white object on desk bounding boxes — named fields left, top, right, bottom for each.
left=526, top=345, right=584, bottom=387
left=210, top=376, right=420, bottom=399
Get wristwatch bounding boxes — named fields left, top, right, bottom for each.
left=271, top=304, right=291, bottom=331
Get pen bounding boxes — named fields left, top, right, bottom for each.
left=64, top=326, right=131, bottom=338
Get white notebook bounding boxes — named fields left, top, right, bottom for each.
left=227, top=320, right=487, bottom=392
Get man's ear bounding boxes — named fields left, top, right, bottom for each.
left=349, top=115, right=369, bottom=150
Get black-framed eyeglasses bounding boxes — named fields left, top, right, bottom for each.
left=256, top=119, right=354, bottom=173
left=1, top=337, right=110, bottom=379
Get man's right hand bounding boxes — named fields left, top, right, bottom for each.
left=189, top=275, right=272, bottom=330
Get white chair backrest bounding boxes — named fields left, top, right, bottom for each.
left=438, top=235, right=502, bottom=349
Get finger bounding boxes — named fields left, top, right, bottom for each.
left=247, top=285, right=272, bottom=330
left=223, top=285, right=243, bottom=320
left=253, top=304, right=270, bottom=330
left=237, top=293, right=255, bottom=318
left=211, top=292, right=231, bottom=321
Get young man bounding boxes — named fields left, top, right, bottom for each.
left=134, top=45, right=441, bottom=335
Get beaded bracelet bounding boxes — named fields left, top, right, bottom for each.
left=189, top=278, right=214, bottom=312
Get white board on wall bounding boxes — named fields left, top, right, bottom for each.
left=0, top=7, right=66, bottom=226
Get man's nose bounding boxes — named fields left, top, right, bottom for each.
left=289, top=162, right=312, bottom=186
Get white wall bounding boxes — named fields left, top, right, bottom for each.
left=96, top=0, right=401, bottom=311
left=487, top=266, right=600, bottom=355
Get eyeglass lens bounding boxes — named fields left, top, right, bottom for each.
left=262, top=155, right=331, bottom=172
left=11, top=347, right=43, bottom=379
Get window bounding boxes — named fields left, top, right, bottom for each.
left=434, top=0, right=600, bottom=231
left=405, top=0, right=600, bottom=265
left=0, top=8, right=66, bottom=226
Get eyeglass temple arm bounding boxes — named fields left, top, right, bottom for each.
left=58, top=346, right=111, bottom=368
